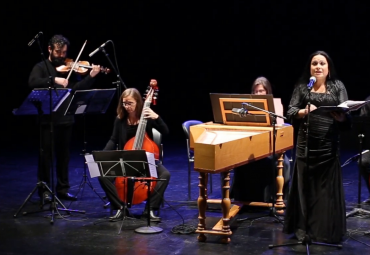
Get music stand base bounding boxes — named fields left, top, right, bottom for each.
left=74, top=173, right=106, bottom=204
left=13, top=181, right=85, bottom=222
left=237, top=206, right=284, bottom=224
left=346, top=207, right=370, bottom=218
left=135, top=226, right=163, bottom=234
left=133, top=178, right=166, bottom=235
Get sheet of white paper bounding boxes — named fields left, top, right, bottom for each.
left=76, top=105, right=87, bottom=114
left=145, top=152, right=158, bottom=178
left=338, top=100, right=367, bottom=108
left=85, top=154, right=100, bottom=178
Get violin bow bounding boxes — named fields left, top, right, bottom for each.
left=66, top=40, right=87, bottom=80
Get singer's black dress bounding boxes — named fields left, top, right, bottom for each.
left=283, top=80, right=350, bottom=244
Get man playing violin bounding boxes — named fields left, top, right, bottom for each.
left=28, top=34, right=102, bottom=203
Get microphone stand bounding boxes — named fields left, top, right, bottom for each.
left=37, top=36, right=66, bottom=223
left=134, top=178, right=167, bottom=234
left=92, top=41, right=129, bottom=208
left=236, top=103, right=286, bottom=224
left=269, top=86, right=342, bottom=254
left=95, top=44, right=128, bottom=208
left=99, top=44, right=127, bottom=150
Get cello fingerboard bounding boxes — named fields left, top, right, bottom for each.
left=133, top=101, right=150, bottom=149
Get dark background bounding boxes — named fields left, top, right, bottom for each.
left=1, top=1, right=369, bottom=152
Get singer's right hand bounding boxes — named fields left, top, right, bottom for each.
left=55, top=77, right=68, bottom=87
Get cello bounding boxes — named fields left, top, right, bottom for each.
left=115, top=79, right=160, bottom=206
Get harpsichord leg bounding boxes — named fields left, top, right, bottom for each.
left=220, top=171, right=232, bottom=243
left=197, top=172, right=208, bottom=242
left=275, top=152, right=285, bottom=213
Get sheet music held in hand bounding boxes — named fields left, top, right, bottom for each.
left=312, top=100, right=370, bottom=114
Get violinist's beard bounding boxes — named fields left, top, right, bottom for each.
left=50, top=55, right=66, bottom=67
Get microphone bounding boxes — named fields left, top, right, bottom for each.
left=232, top=107, right=249, bottom=117
left=28, top=31, right=43, bottom=47
left=89, top=41, right=110, bottom=57
left=307, top=76, right=316, bottom=90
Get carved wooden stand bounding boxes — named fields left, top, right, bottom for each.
left=196, top=171, right=236, bottom=244
left=195, top=152, right=286, bottom=243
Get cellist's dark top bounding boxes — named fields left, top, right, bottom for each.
left=126, top=124, right=139, bottom=141
left=103, top=116, right=169, bottom=150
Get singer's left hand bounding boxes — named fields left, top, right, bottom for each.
left=305, top=104, right=317, bottom=112
left=143, top=107, right=159, bottom=119
left=330, top=111, right=346, bottom=122
left=89, top=64, right=101, bottom=78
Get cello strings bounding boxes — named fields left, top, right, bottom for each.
left=134, top=100, right=150, bottom=149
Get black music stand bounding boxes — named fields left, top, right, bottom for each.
left=13, top=88, right=70, bottom=116
left=13, top=88, right=85, bottom=220
left=65, top=88, right=116, bottom=205
left=345, top=116, right=370, bottom=217
left=91, top=150, right=165, bottom=234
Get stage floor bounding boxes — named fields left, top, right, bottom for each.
left=1, top=140, right=370, bottom=255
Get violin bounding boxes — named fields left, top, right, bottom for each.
left=115, top=79, right=160, bottom=206
left=56, top=58, right=111, bottom=75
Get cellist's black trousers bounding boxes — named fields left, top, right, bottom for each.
left=98, top=163, right=170, bottom=210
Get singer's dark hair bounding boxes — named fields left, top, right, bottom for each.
left=251, top=76, right=273, bottom=94
left=296, top=50, right=338, bottom=87
left=48, top=35, right=70, bottom=50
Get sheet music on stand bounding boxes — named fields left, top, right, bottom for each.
left=209, top=93, right=277, bottom=126
left=13, top=88, right=71, bottom=115
left=86, top=150, right=157, bottom=178
left=209, top=93, right=281, bottom=126
left=64, top=88, right=116, bottom=115
left=312, top=100, right=370, bottom=114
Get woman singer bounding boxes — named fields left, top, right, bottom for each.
left=283, top=51, right=351, bottom=244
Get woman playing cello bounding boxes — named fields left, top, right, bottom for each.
left=98, top=87, right=170, bottom=222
